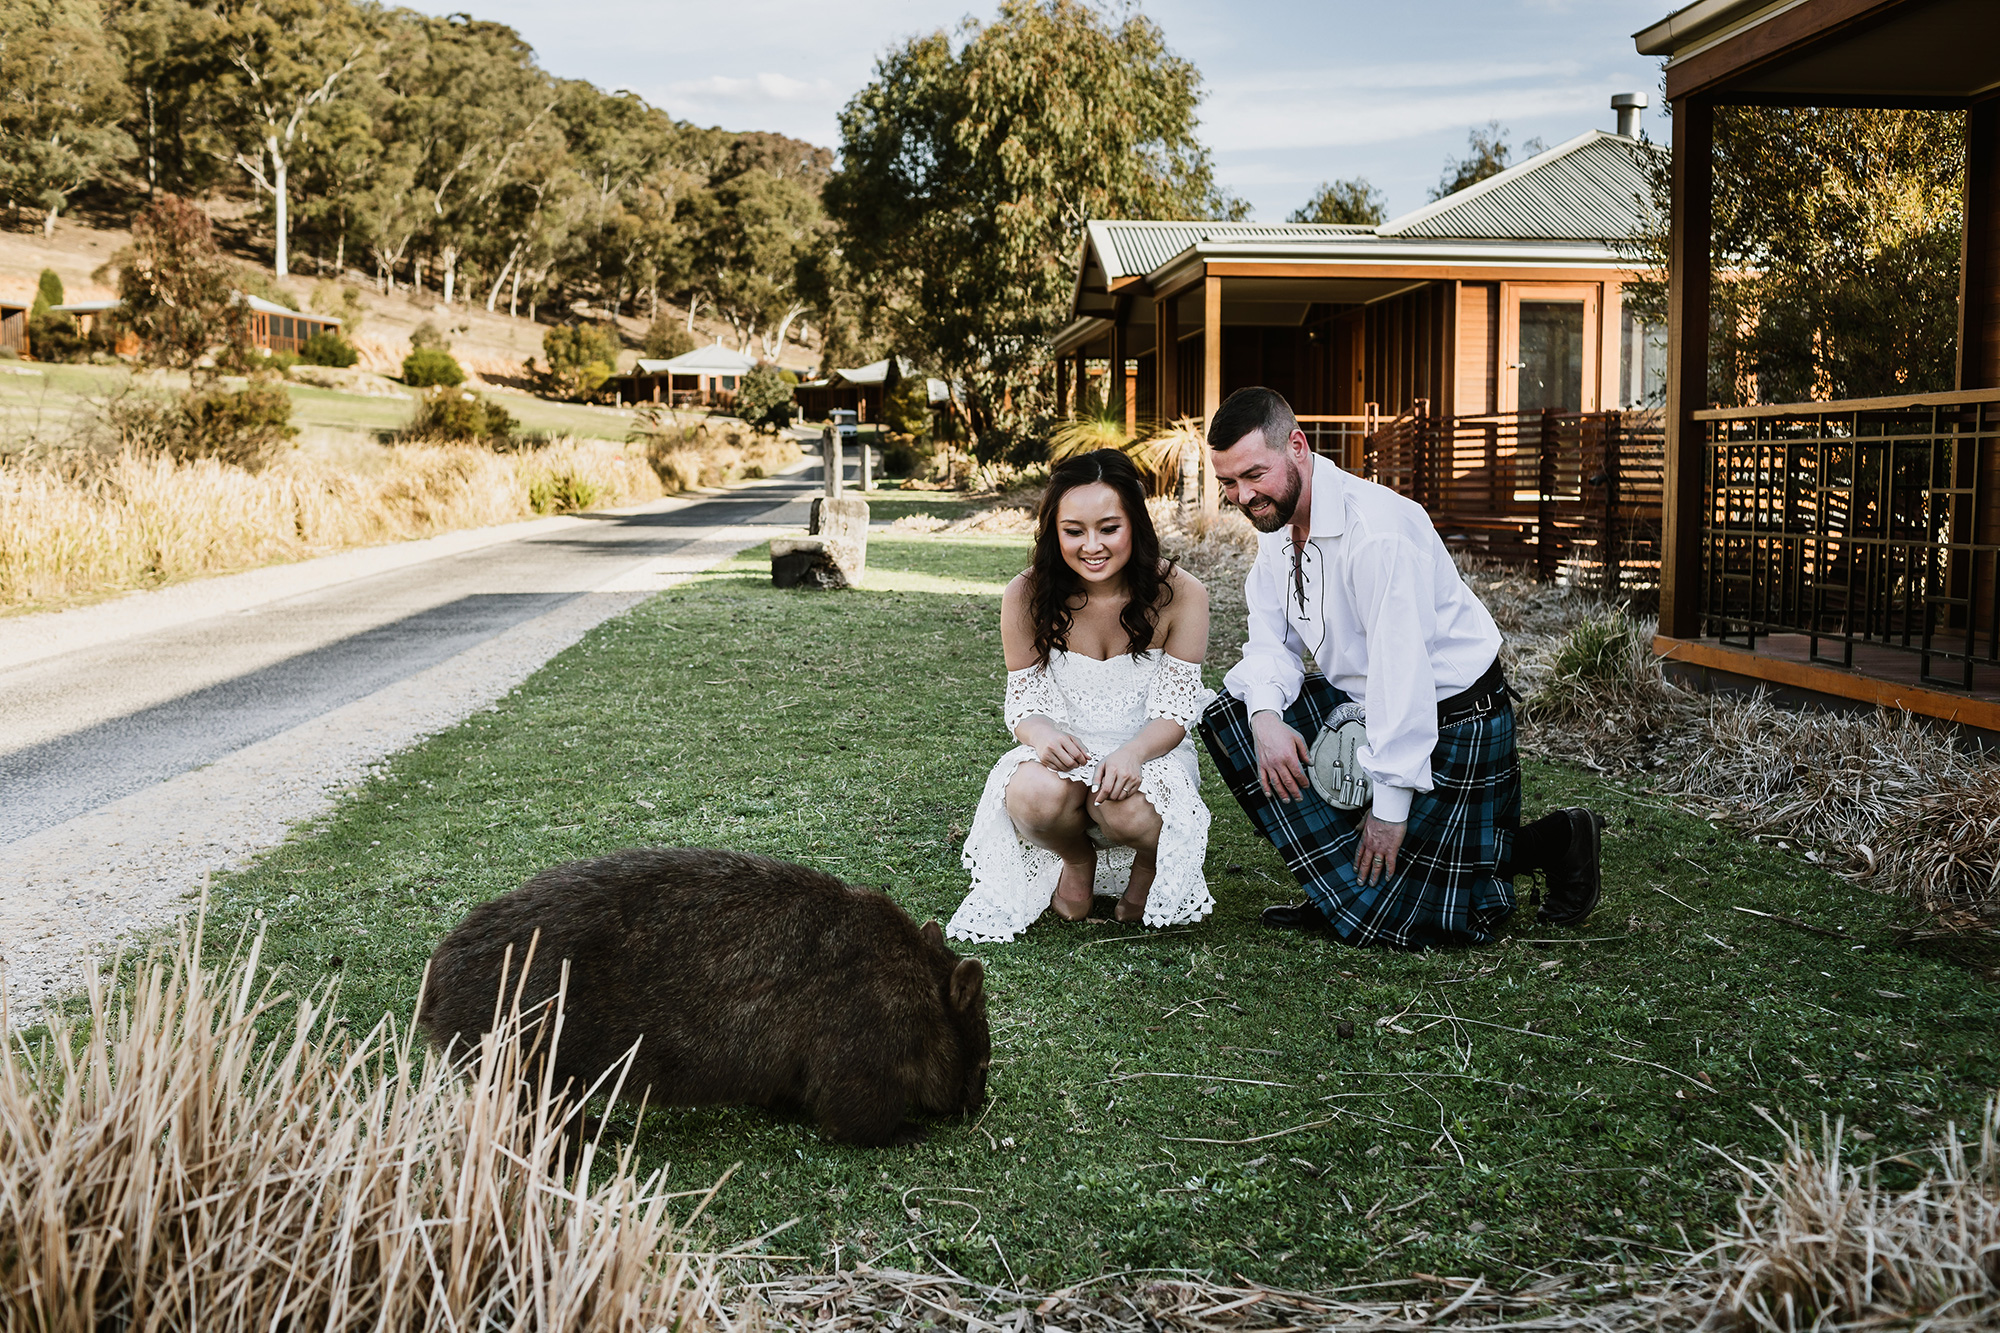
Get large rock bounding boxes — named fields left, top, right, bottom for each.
left=772, top=496, right=869, bottom=589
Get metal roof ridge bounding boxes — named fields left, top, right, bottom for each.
left=1376, top=129, right=1612, bottom=237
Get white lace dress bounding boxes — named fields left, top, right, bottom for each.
left=948, top=650, right=1216, bottom=942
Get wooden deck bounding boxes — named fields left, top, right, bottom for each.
left=1655, top=634, right=2000, bottom=736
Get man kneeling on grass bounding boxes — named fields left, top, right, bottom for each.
left=1196, top=386, right=1603, bottom=948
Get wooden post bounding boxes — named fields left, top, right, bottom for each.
left=1603, top=411, right=1623, bottom=597
left=1109, top=305, right=1130, bottom=434
left=1156, top=293, right=1179, bottom=424
left=860, top=431, right=873, bottom=491
left=1660, top=96, right=1714, bottom=640
left=1075, top=347, right=1088, bottom=414
left=1537, top=407, right=1558, bottom=581
left=1056, top=355, right=1071, bottom=419
left=1202, top=273, right=1223, bottom=520
left=1958, top=96, right=2000, bottom=391
left=823, top=425, right=842, bottom=498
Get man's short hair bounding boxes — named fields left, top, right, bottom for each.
left=1206, top=386, right=1299, bottom=453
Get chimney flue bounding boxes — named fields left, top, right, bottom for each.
left=1612, top=91, right=1648, bottom=138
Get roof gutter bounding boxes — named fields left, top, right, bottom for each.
left=1634, top=0, right=1809, bottom=58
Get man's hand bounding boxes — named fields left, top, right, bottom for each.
left=1353, top=812, right=1406, bottom=886
left=1251, top=710, right=1310, bottom=801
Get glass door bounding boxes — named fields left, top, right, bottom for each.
left=1499, top=284, right=1600, bottom=414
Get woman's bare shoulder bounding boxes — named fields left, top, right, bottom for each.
left=1163, top=563, right=1209, bottom=600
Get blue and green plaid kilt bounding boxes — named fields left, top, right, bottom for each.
left=1199, top=676, right=1519, bottom=948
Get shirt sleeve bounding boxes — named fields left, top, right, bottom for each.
left=1346, top=533, right=1438, bottom=822
left=1221, top=542, right=1307, bottom=717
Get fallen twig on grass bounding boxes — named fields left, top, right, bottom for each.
left=1730, top=905, right=1847, bottom=938
left=1161, top=1118, right=1335, bottom=1146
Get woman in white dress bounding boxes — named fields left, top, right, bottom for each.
left=949, top=449, right=1214, bottom=943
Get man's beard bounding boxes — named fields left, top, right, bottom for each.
left=1240, top=457, right=1303, bottom=532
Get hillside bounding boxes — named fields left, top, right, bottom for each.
left=0, top=209, right=823, bottom=386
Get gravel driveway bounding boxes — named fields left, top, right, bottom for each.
left=0, top=465, right=818, bottom=1024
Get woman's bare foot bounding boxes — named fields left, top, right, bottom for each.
left=1115, top=858, right=1157, bottom=924
left=1051, top=855, right=1096, bottom=921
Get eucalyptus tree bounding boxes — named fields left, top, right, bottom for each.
left=0, top=0, right=134, bottom=235
left=204, top=0, right=376, bottom=277
left=826, top=0, right=1237, bottom=447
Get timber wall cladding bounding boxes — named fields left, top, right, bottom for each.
left=1364, top=283, right=1452, bottom=417
left=1456, top=284, right=1499, bottom=417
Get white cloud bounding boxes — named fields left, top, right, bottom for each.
left=665, top=72, right=843, bottom=105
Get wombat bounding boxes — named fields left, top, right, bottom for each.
left=418, top=846, right=990, bottom=1147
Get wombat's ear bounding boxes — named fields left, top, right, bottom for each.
left=950, top=957, right=984, bottom=1012
left=920, top=920, right=945, bottom=950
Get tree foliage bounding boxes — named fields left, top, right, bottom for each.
left=827, top=0, right=1237, bottom=452
left=1431, top=122, right=1541, bottom=201
left=1625, top=107, right=1964, bottom=403
left=1289, top=177, right=1385, bottom=226
left=110, top=193, right=249, bottom=369
left=0, top=0, right=134, bottom=235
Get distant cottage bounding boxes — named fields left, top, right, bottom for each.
left=613, top=344, right=756, bottom=407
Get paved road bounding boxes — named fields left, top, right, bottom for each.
left=0, top=467, right=826, bottom=845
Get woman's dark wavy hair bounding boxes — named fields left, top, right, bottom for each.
left=1027, top=448, right=1174, bottom=665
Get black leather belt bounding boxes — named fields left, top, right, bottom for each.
left=1437, top=657, right=1513, bottom=728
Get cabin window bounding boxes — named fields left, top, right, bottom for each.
left=722, top=375, right=737, bottom=390
left=1516, top=300, right=1585, bottom=412
left=1618, top=307, right=1667, bottom=409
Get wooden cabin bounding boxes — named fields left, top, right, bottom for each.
left=49, top=300, right=141, bottom=356
left=0, top=299, right=27, bottom=357
left=1060, top=101, right=1668, bottom=589
left=795, top=357, right=908, bottom=423
left=1639, top=0, right=2000, bottom=735
left=242, top=294, right=340, bottom=353
left=614, top=344, right=754, bottom=407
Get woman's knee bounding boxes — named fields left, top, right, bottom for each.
left=1007, top=763, right=1084, bottom=827
left=1093, top=794, right=1161, bottom=847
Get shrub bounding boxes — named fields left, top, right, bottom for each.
left=409, top=319, right=449, bottom=351
left=735, top=363, right=794, bottom=431
left=36, top=267, right=63, bottom=307
left=881, top=436, right=934, bottom=478
left=27, top=308, right=86, bottom=362
left=541, top=323, right=620, bottom=400
left=298, top=328, right=359, bottom=367
left=402, top=346, right=464, bottom=387
left=884, top=375, right=932, bottom=438
left=641, top=315, right=696, bottom=359
left=177, top=378, right=298, bottom=468
left=408, top=385, right=516, bottom=444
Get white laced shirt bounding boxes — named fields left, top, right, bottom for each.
left=1221, top=454, right=1503, bottom=822
left=948, top=648, right=1215, bottom=942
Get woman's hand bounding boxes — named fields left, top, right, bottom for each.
left=1093, top=745, right=1146, bottom=804
left=1017, top=718, right=1089, bottom=772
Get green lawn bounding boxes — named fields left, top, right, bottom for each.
left=205, top=531, right=2000, bottom=1291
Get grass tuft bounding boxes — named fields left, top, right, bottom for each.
left=0, top=916, right=723, bottom=1328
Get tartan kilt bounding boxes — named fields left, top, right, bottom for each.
left=1198, top=675, right=1519, bottom=949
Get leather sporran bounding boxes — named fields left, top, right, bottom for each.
left=1306, top=703, right=1371, bottom=810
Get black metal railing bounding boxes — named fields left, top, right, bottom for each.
left=1361, top=403, right=1665, bottom=597
left=1696, top=389, right=2000, bottom=690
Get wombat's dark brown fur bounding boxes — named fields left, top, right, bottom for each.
left=418, top=847, right=990, bottom=1147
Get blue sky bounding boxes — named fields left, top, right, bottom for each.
left=409, top=0, right=1675, bottom=222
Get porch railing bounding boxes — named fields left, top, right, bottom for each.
left=1361, top=403, right=1664, bottom=596
left=1695, top=388, right=2000, bottom=690
left=1299, top=410, right=1378, bottom=472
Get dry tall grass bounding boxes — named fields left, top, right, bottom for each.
left=631, top=412, right=801, bottom=493
left=0, top=921, right=725, bottom=1330
left=0, top=437, right=669, bottom=613
left=1706, top=1103, right=2000, bottom=1332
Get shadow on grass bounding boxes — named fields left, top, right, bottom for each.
left=202, top=532, right=2000, bottom=1292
